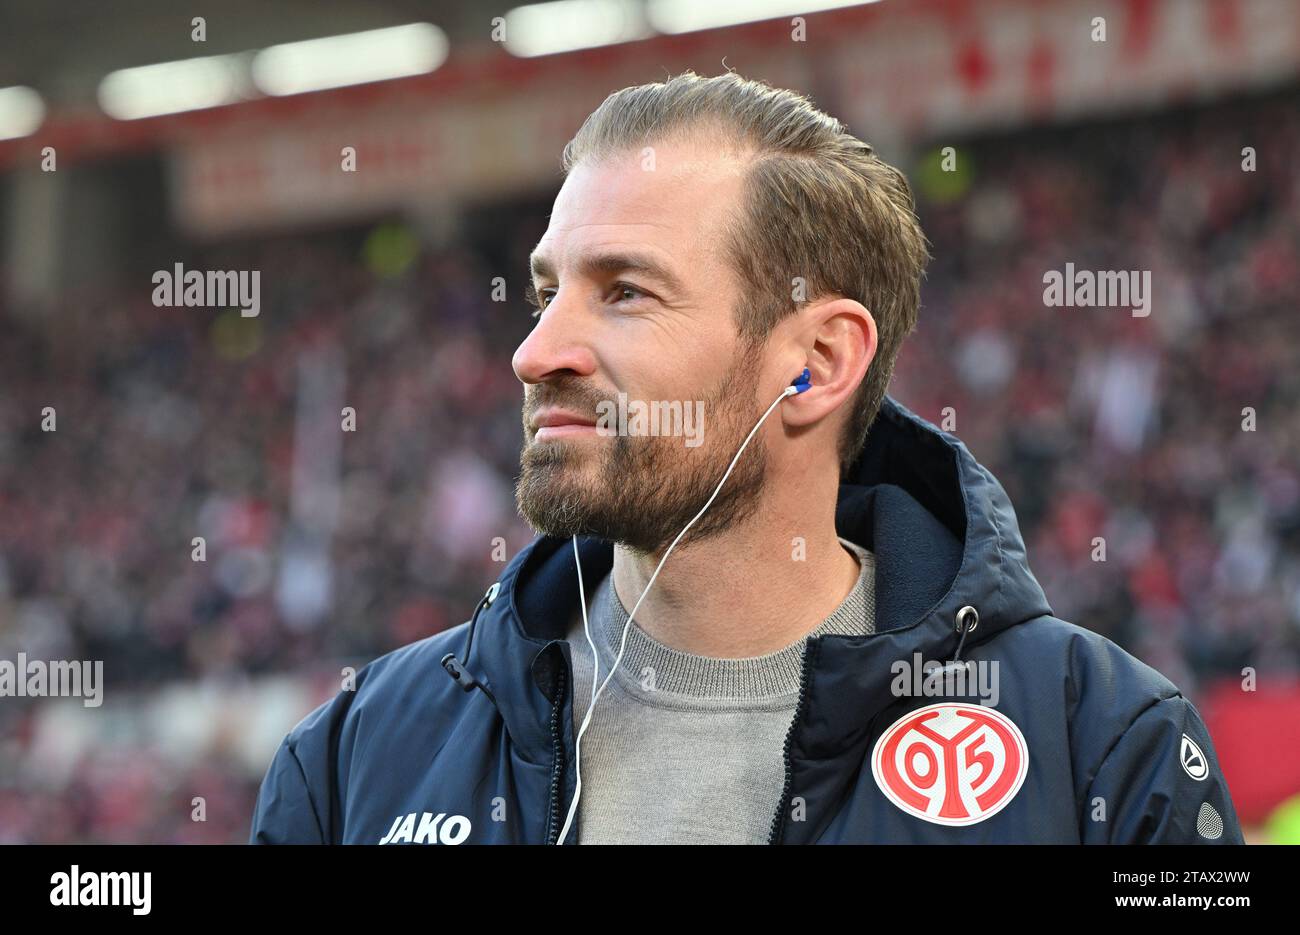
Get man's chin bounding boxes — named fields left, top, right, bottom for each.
left=516, top=467, right=599, bottom=536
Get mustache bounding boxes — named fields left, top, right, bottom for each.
left=522, top=377, right=615, bottom=425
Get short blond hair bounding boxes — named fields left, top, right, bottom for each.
left=562, top=70, right=930, bottom=472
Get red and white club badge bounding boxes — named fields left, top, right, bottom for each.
left=871, top=702, right=1029, bottom=826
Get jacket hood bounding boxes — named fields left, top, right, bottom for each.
left=468, top=395, right=1053, bottom=764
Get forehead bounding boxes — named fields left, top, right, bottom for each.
left=532, top=138, right=751, bottom=280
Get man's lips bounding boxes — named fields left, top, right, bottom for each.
left=531, top=408, right=598, bottom=440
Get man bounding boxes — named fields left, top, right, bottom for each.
left=250, top=71, right=1243, bottom=844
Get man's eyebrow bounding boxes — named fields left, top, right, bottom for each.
left=529, top=251, right=687, bottom=296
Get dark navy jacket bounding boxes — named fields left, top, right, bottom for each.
left=249, top=397, right=1244, bottom=844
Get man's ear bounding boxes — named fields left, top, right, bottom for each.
left=781, top=296, right=877, bottom=429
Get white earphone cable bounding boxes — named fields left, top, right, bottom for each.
left=557, top=382, right=799, bottom=844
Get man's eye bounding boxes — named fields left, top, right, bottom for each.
left=528, top=284, right=643, bottom=318
left=529, top=289, right=555, bottom=318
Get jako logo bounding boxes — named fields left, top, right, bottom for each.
left=50, top=865, right=151, bottom=916
left=1180, top=734, right=1209, bottom=781
left=378, top=812, right=472, bottom=845
left=871, top=702, right=1028, bottom=826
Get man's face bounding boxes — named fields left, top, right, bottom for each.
left=512, top=137, right=773, bottom=554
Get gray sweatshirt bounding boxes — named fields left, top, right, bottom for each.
left=564, top=538, right=876, bottom=843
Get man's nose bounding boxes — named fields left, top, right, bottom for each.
left=512, top=296, right=596, bottom=385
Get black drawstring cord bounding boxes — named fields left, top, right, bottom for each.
left=951, top=605, right=979, bottom=664
left=932, top=605, right=980, bottom=691
left=441, top=582, right=501, bottom=708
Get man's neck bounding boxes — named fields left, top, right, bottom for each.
left=608, top=468, right=860, bottom=657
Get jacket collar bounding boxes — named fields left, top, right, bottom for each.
left=471, top=395, right=1052, bottom=764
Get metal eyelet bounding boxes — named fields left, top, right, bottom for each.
left=955, top=605, right=979, bottom=634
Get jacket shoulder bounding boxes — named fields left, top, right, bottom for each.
left=282, top=620, right=471, bottom=748
left=990, top=615, right=1243, bottom=842
left=249, top=621, right=471, bottom=844
left=997, top=614, right=1181, bottom=712
left=990, top=615, right=1183, bottom=781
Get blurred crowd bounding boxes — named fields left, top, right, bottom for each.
left=895, top=87, right=1300, bottom=694
left=1, top=87, right=1298, bottom=842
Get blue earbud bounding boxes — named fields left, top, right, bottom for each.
left=791, top=367, right=812, bottom=394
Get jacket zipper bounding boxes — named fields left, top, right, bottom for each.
left=767, top=637, right=818, bottom=844
left=467, top=580, right=571, bottom=844
left=544, top=662, right=568, bottom=844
